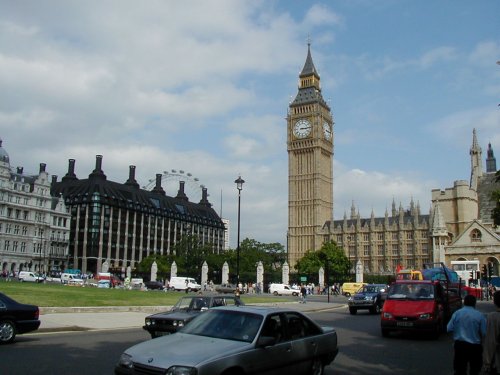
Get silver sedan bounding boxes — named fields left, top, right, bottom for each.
left=115, top=306, right=339, bottom=375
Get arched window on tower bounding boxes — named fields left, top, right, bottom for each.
left=470, top=229, right=482, bottom=242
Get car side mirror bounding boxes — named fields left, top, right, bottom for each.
left=256, top=336, right=276, bottom=348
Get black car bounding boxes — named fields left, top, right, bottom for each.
left=347, top=283, right=388, bottom=315
left=144, top=280, right=165, bottom=290
left=0, top=292, right=41, bottom=344
left=143, top=295, right=244, bottom=338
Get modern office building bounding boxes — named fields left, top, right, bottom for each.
left=0, top=139, right=70, bottom=276
left=51, top=155, right=225, bottom=275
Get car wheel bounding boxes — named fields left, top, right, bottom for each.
left=349, top=307, right=357, bottom=315
left=273, top=291, right=278, bottom=296
left=381, top=328, right=390, bottom=338
left=0, top=320, right=16, bottom=344
left=292, top=292, right=298, bottom=296
left=311, top=357, right=324, bottom=375
left=345, top=292, right=351, bottom=297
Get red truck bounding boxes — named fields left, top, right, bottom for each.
left=381, top=264, right=463, bottom=339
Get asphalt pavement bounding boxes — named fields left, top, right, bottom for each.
left=38, top=300, right=345, bottom=333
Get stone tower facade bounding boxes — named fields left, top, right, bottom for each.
left=287, top=43, right=334, bottom=267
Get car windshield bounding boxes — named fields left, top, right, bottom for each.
left=181, top=309, right=263, bottom=343
left=387, top=284, right=434, bottom=300
left=172, top=297, right=210, bottom=311
left=361, top=286, right=380, bottom=293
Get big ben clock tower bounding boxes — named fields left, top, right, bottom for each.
left=287, top=43, right=334, bottom=267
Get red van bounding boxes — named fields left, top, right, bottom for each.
left=381, top=279, right=462, bottom=339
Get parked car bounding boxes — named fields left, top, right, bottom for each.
left=348, top=284, right=387, bottom=314
left=0, top=292, right=41, bottom=344
left=269, top=283, right=301, bottom=296
left=214, top=283, right=241, bottom=294
left=17, top=271, right=44, bottom=283
left=341, top=282, right=366, bottom=297
left=168, top=276, right=201, bottom=292
left=118, top=306, right=339, bottom=375
left=144, top=280, right=165, bottom=291
left=143, top=295, right=243, bottom=338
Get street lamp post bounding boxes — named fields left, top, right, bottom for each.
left=235, top=176, right=245, bottom=286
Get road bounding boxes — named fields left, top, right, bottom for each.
left=4, top=299, right=496, bottom=375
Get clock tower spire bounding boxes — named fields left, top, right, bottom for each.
left=287, top=43, right=334, bottom=267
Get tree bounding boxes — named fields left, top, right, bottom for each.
left=295, top=241, right=351, bottom=283
left=136, top=253, right=172, bottom=280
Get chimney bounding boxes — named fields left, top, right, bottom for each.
left=39, top=163, right=46, bottom=173
left=125, top=165, right=139, bottom=188
left=62, top=159, right=78, bottom=181
left=16, top=166, right=23, bottom=174
left=89, top=155, right=107, bottom=180
left=51, top=175, right=58, bottom=185
left=199, top=187, right=211, bottom=207
left=152, top=173, right=165, bottom=195
left=176, top=181, right=188, bottom=201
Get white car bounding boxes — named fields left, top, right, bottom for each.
left=269, top=283, right=301, bottom=296
left=17, top=271, right=44, bottom=283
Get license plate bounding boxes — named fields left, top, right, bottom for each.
left=397, top=321, right=414, bottom=327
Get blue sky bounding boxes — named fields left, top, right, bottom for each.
left=0, top=1, right=499, bottom=248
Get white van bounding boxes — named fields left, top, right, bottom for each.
left=61, top=273, right=84, bottom=285
left=269, top=283, right=300, bottom=296
left=18, top=271, right=44, bottom=283
left=169, top=277, right=201, bottom=292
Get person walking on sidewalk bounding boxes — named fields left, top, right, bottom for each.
left=483, top=291, right=500, bottom=374
left=447, top=294, right=487, bottom=375
left=300, top=284, right=307, bottom=304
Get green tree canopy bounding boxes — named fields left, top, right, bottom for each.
left=295, top=241, right=351, bottom=283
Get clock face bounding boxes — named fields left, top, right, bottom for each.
left=293, top=119, right=312, bottom=138
left=323, top=122, right=332, bottom=140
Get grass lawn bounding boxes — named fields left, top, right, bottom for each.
left=0, top=281, right=293, bottom=307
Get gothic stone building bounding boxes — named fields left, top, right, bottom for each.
left=51, top=155, right=225, bottom=275
left=285, top=45, right=499, bottom=275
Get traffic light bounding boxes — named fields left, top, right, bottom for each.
left=483, top=264, right=488, bottom=278
left=469, top=271, right=475, bottom=280
left=488, top=262, right=494, bottom=279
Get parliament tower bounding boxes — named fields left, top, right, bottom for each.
left=287, top=43, right=334, bottom=267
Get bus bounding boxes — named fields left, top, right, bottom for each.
left=450, top=260, right=482, bottom=298
left=450, top=260, right=480, bottom=286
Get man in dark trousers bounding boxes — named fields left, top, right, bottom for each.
left=447, top=294, right=487, bottom=375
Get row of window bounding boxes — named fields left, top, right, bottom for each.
left=0, top=224, right=68, bottom=241
left=337, top=231, right=428, bottom=242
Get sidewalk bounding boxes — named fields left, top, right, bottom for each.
left=38, top=301, right=344, bottom=333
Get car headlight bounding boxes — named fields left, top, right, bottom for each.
left=382, top=312, right=393, bottom=319
left=166, top=366, right=197, bottom=375
left=117, top=353, right=133, bottom=369
left=178, top=321, right=184, bottom=327
left=145, top=318, right=153, bottom=326
left=419, top=313, right=431, bottom=320
left=348, top=297, right=353, bottom=301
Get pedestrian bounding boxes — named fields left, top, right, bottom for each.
left=300, top=284, right=307, bottom=304
left=483, top=291, right=500, bottom=374
left=447, top=294, right=487, bottom=375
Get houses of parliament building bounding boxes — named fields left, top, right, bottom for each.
left=288, top=44, right=500, bottom=274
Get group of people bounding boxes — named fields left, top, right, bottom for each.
left=447, top=291, right=500, bottom=374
